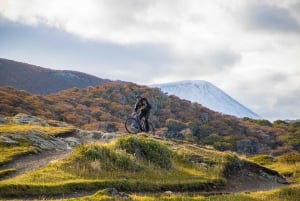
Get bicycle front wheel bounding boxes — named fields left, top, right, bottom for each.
left=125, top=118, right=140, bottom=134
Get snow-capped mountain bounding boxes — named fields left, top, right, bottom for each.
left=151, top=80, right=260, bottom=119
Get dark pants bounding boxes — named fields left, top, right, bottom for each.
left=139, top=109, right=150, bottom=132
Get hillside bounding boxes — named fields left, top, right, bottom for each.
left=0, top=58, right=110, bottom=94
left=0, top=114, right=295, bottom=200
left=0, top=83, right=299, bottom=156
left=152, top=80, right=260, bottom=119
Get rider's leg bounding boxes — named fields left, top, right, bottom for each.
left=144, top=111, right=150, bottom=132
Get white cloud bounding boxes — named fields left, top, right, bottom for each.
left=0, top=0, right=299, bottom=120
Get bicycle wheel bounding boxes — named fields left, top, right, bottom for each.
left=140, top=120, right=155, bottom=135
left=148, top=122, right=155, bottom=135
left=125, top=118, right=140, bottom=134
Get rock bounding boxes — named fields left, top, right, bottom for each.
left=0, top=117, right=9, bottom=124
left=12, top=113, right=49, bottom=126
left=198, top=162, right=209, bottom=170
left=106, top=188, right=119, bottom=196
left=101, top=188, right=131, bottom=199
left=164, top=191, right=173, bottom=196
left=63, top=137, right=81, bottom=146
left=259, top=170, right=274, bottom=180
left=276, top=177, right=288, bottom=184
left=77, top=130, right=123, bottom=143
left=47, top=120, right=70, bottom=127
left=100, top=133, right=123, bottom=141
left=0, top=136, right=19, bottom=145
left=27, top=131, right=55, bottom=150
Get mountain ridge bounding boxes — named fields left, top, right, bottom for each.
left=151, top=80, right=260, bottom=119
left=0, top=58, right=110, bottom=94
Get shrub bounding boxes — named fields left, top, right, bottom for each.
left=118, top=136, right=173, bottom=169
left=83, top=145, right=141, bottom=171
left=166, top=118, right=187, bottom=132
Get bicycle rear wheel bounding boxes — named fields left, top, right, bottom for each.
left=148, top=122, right=155, bottom=135
left=125, top=118, right=140, bottom=134
left=140, top=120, right=155, bottom=135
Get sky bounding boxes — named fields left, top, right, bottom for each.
left=0, top=0, right=300, bottom=120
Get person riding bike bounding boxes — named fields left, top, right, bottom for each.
left=134, top=95, right=152, bottom=132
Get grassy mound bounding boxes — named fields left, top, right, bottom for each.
left=0, top=135, right=232, bottom=197
left=118, top=135, right=173, bottom=169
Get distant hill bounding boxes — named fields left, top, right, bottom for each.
left=1, top=83, right=299, bottom=156
left=0, top=58, right=110, bottom=94
left=152, top=80, right=260, bottom=119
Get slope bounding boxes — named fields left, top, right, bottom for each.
left=152, top=80, right=260, bottom=119
left=0, top=114, right=289, bottom=199
left=0, top=58, right=110, bottom=94
left=0, top=83, right=299, bottom=156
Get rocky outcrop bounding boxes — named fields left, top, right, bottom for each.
left=0, top=114, right=125, bottom=152
left=11, top=113, right=50, bottom=126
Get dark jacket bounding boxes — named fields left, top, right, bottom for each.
left=134, top=97, right=151, bottom=113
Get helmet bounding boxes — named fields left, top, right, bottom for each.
left=135, top=95, right=142, bottom=99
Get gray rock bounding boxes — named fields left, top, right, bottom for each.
left=47, top=120, right=70, bottom=127
left=276, top=177, right=288, bottom=184
left=0, top=136, right=19, bottom=145
left=12, top=113, right=49, bottom=126
left=63, top=137, right=82, bottom=146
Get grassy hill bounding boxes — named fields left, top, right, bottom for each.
left=0, top=58, right=110, bottom=94
left=0, top=115, right=299, bottom=200
left=1, top=83, right=300, bottom=156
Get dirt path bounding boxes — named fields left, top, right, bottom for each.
left=0, top=149, right=72, bottom=180
left=218, top=169, right=288, bottom=193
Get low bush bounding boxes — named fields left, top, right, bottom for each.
left=83, top=144, right=141, bottom=171
left=118, top=136, right=173, bottom=169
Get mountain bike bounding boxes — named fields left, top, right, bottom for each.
left=124, top=112, right=155, bottom=134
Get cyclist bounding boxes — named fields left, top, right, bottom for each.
left=134, top=95, right=152, bottom=132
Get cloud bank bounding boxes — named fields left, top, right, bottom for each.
left=0, top=0, right=300, bottom=120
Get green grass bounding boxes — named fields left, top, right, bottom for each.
left=0, top=124, right=75, bottom=136
left=1, top=134, right=299, bottom=200
left=0, top=145, right=35, bottom=165
left=0, top=135, right=232, bottom=197
left=248, top=154, right=300, bottom=183
left=78, top=184, right=300, bottom=201
left=3, top=184, right=295, bottom=201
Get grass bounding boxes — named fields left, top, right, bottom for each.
left=0, top=135, right=232, bottom=197
left=67, top=184, right=300, bottom=201
left=248, top=154, right=300, bottom=183
left=2, top=184, right=295, bottom=201
left=0, top=124, right=75, bottom=136
left=0, top=145, right=35, bottom=165
left=0, top=126, right=299, bottom=200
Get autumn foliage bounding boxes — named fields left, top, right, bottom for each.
left=0, top=82, right=299, bottom=156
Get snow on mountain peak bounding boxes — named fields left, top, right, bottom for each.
left=151, top=80, right=260, bottom=119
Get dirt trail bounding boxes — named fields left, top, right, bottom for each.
left=0, top=149, right=72, bottom=180
left=218, top=169, right=288, bottom=193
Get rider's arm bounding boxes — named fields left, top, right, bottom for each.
left=134, top=100, right=140, bottom=112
